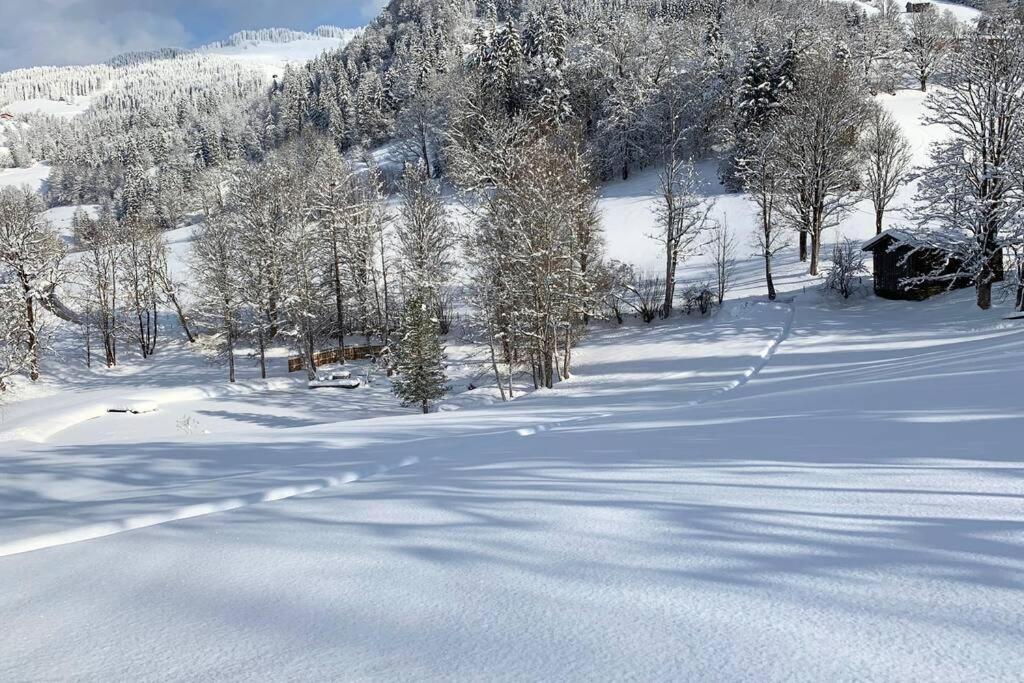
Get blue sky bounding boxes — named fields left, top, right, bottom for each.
left=0, top=0, right=383, bottom=71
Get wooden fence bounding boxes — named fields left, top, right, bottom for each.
left=288, top=345, right=385, bottom=373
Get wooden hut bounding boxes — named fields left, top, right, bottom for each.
left=906, top=2, right=932, bottom=12
left=862, top=229, right=1003, bottom=300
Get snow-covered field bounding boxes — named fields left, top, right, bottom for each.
left=2, top=282, right=1022, bottom=680
left=200, top=33, right=358, bottom=78
left=2, top=95, right=96, bottom=118
left=0, top=161, right=50, bottom=192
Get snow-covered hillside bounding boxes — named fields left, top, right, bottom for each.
left=200, top=28, right=362, bottom=79
left=0, top=25, right=359, bottom=183
left=1, top=282, right=1022, bottom=680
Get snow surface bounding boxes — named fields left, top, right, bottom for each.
left=0, top=161, right=50, bottom=192
left=200, top=34, right=356, bottom=79
left=3, top=96, right=95, bottom=119
left=1, top=288, right=1022, bottom=680
left=832, top=0, right=981, bottom=21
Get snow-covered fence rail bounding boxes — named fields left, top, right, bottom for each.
left=287, top=345, right=385, bottom=372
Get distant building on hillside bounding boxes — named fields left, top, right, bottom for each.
left=906, top=2, right=932, bottom=12
left=862, top=230, right=1004, bottom=300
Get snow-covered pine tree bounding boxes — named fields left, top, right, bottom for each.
left=392, top=295, right=448, bottom=414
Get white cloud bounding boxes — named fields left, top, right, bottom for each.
left=0, top=0, right=373, bottom=72
left=0, top=2, right=191, bottom=70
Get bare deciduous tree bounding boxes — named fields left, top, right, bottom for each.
left=906, top=7, right=958, bottom=92
left=861, top=104, right=912, bottom=236
left=651, top=158, right=713, bottom=316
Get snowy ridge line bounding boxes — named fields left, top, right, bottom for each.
left=0, top=456, right=419, bottom=559
left=0, top=377, right=298, bottom=444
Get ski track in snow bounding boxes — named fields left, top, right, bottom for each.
left=0, top=456, right=420, bottom=558
left=0, top=301, right=795, bottom=558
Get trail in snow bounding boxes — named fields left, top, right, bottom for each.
left=0, top=456, right=420, bottom=559
left=683, top=299, right=795, bottom=407
left=0, top=377, right=301, bottom=443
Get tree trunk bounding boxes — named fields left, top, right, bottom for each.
left=420, top=129, right=431, bottom=179
left=421, top=398, right=428, bottom=414
left=1016, top=259, right=1024, bottom=312
left=305, top=334, right=317, bottom=381
left=977, top=280, right=992, bottom=310
left=663, top=242, right=675, bottom=317
left=765, top=252, right=776, bottom=301
left=562, top=325, right=572, bottom=379
left=258, top=328, right=267, bottom=379
left=809, top=233, right=820, bottom=277
left=168, top=291, right=195, bottom=343
left=23, top=285, right=39, bottom=381
left=799, top=230, right=807, bottom=262
left=920, top=75, right=927, bottom=92
left=332, top=236, right=346, bottom=361
left=137, top=313, right=148, bottom=359
left=875, top=208, right=884, bottom=236
left=227, top=330, right=236, bottom=383
left=488, top=333, right=506, bottom=402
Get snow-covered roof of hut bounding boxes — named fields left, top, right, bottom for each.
left=862, top=229, right=922, bottom=252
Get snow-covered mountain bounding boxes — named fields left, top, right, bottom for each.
left=0, top=25, right=359, bottom=173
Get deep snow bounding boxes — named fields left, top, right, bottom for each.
left=1, top=288, right=1022, bottom=680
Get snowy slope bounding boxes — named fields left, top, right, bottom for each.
left=0, top=288, right=1022, bottom=680
left=2, top=96, right=96, bottom=119
left=200, top=32, right=359, bottom=79
left=0, top=162, right=51, bottom=192
left=599, top=87, right=955, bottom=287
left=0, top=27, right=359, bottom=189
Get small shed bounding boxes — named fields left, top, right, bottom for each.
left=862, top=229, right=1003, bottom=300
left=906, top=2, right=932, bottom=12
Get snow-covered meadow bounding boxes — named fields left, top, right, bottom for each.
left=2, top=282, right=1022, bottom=680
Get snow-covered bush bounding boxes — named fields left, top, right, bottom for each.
left=682, top=283, right=716, bottom=316
left=621, top=273, right=665, bottom=324
left=825, top=239, right=868, bottom=299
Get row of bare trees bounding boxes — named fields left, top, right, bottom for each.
left=452, top=107, right=604, bottom=396
left=190, top=141, right=394, bottom=382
